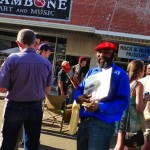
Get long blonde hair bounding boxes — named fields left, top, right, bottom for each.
left=127, top=60, right=144, bottom=82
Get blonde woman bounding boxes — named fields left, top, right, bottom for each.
left=115, top=60, right=150, bottom=150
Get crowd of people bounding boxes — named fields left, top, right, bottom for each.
left=57, top=56, right=88, bottom=104
left=0, top=28, right=149, bottom=150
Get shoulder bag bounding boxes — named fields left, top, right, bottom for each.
left=123, top=82, right=144, bottom=147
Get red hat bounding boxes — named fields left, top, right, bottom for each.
left=61, top=61, right=71, bottom=73
left=94, top=42, right=117, bottom=52
left=78, top=56, right=87, bottom=62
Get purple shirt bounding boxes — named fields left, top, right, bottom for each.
left=0, top=48, right=53, bottom=102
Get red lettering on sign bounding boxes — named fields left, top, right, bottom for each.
left=34, top=0, right=46, bottom=8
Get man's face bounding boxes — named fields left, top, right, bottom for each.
left=147, top=64, right=150, bottom=75
left=96, top=49, right=114, bottom=68
left=34, top=38, right=40, bottom=50
left=43, top=50, right=51, bottom=58
left=81, top=60, right=87, bottom=67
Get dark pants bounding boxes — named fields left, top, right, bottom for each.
left=77, top=118, right=115, bottom=150
left=1, top=100, right=43, bottom=150
left=68, top=85, right=76, bottom=104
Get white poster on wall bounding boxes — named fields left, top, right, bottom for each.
left=118, top=44, right=150, bottom=61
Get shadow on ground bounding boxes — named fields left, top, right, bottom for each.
left=41, top=128, right=76, bottom=140
left=39, top=144, right=65, bottom=150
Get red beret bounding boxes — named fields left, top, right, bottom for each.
left=94, top=42, right=117, bottom=52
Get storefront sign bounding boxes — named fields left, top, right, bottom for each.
left=0, top=0, right=72, bottom=20
left=118, top=44, right=150, bottom=61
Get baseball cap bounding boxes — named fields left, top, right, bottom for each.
left=38, top=43, right=51, bottom=51
left=61, top=61, right=71, bottom=73
left=78, top=56, right=87, bottom=62
left=61, top=60, right=69, bottom=66
left=94, top=42, right=117, bottom=52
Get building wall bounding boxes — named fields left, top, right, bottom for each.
left=55, top=0, right=150, bottom=35
left=0, top=24, right=101, bottom=69
left=66, top=33, right=100, bottom=67
left=1, top=0, right=150, bottom=35
left=0, top=0, right=149, bottom=69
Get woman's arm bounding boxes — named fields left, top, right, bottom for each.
left=135, top=82, right=146, bottom=112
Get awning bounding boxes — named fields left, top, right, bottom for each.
left=0, top=47, right=19, bottom=54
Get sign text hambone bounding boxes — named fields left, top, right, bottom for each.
left=0, top=0, right=72, bottom=20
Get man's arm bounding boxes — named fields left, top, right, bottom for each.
left=0, top=59, right=11, bottom=92
left=75, top=68, right=130, bottom=115
left=45, top=86, right=51, bottom=95
left=74, top=68, right=93, bottom=101
left=73, top=73, right=80, bottom=85
left=72, top=65, right=80, bottom=85
left=57, top=70, right=65, bottom=95
left=0, top=88, right=8, bottom=93
left=58, top=81, right=64, bottom=95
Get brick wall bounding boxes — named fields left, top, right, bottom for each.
left=0, top=0, right=150, bottom=35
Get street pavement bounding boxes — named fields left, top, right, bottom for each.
left=0, top=95, right=117, bottom=150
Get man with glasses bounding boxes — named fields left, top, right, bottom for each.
left=74, top=41, right=130, bottom=150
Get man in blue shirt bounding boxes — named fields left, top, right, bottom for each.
left=0, top=29, right=53, bottom=150
left=74, top=41, right=130, bottom=150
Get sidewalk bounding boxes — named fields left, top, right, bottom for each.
left=0, top=97, right=77, bottom=150
left=0, top=96, right=116, bottom=150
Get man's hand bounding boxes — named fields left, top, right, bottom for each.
left=77, top=94, right=92, bottom=105
left=61, top=90, right=64, bottom=95
left=144, top=94, right=150, bottom=102
left=84, top=101, right=99, bottom=112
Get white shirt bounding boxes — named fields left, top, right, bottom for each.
left=139, top=75, right=150, bottom=119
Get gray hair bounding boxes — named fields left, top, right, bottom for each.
left=17, top=29, right=36, bottom=46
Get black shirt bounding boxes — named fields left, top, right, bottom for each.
left=57, top=69, right=71, bottom=95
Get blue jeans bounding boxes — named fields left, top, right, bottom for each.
left=68, top=85, right=76, bottom=104
left=1, top=100, right=43, bottom=150
left=77, top=118, right=115, bottom=150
